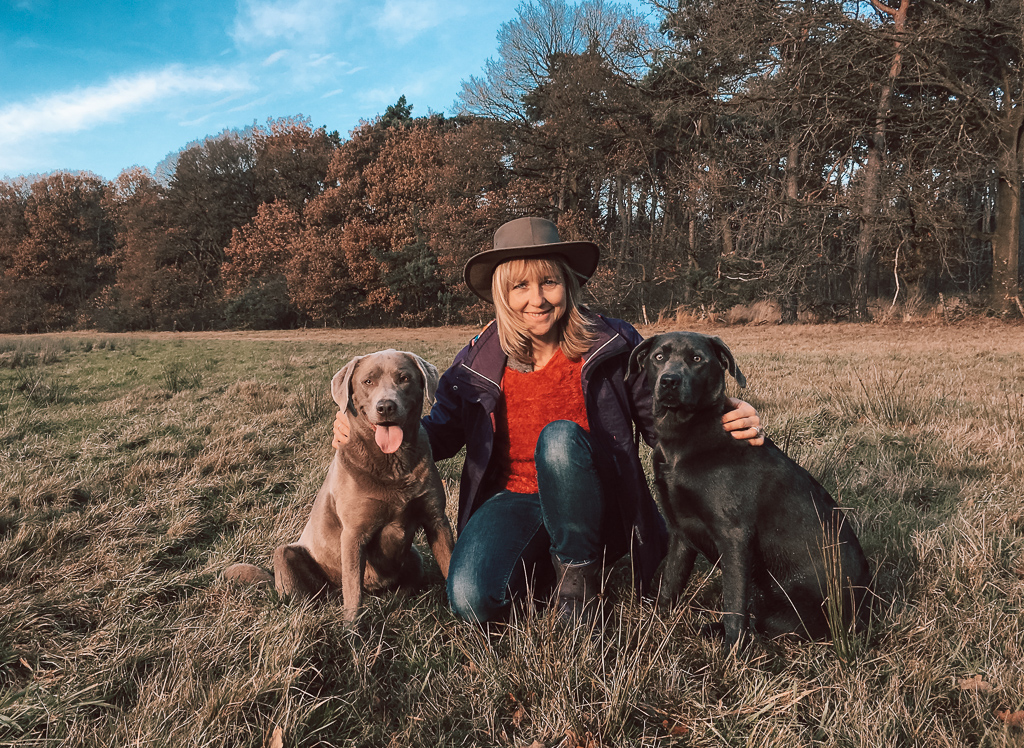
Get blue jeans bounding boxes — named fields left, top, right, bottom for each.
left=447, top=420, right=610, bottom=623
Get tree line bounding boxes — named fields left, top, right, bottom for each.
left=1, top=0, right=1021, bottom=333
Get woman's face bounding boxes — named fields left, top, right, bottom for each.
left=505, top=263, right=567, bottom=342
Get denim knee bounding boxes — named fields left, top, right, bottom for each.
left=535, top=420, right=591, bottom=474
left=447, top=561, right=507, bottom=624
left=535, top=420, right=607, bottom=564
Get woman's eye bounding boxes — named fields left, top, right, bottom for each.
left=512, top=281, right=528, bottom=290
left=543, top=278, right=558, bottom=286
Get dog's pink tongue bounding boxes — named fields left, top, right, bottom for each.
left=374, top=425, right=404, bottom=454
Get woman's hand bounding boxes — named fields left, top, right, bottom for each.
left=723, top=397, right=765, bottom=446
left=332, top=409, right=351, bottom=450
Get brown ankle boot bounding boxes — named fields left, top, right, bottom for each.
left=550, top=554, right=603, bottom=627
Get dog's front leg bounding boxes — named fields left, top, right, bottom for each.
left=419, top=481, right=455, bottom=579
left=423, top=517, right=454, bottom=579
left=719, top=531, right=753, bottom=649
left=340, top=527, right=366, bottom=623
left=658, top=537, right=697, bottom=608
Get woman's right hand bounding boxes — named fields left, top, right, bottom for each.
left=332, top=410, right=351, bottom=450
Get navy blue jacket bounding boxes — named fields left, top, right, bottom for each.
left=422, top=315, right=668, bottom=595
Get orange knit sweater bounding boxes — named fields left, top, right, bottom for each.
left=494, top=349, right=590, bottom=494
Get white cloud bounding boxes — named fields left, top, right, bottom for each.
left=373, top=0, right=461, bottom=44
left=227, top=94, right=273, bottom=112
left=232, top=0, right=466, bottom=50
left=0, top=66, right=251, bottom=149
left=262, top=49, right=289, bottom=66
left=178, top=114, right=215, bottom=128
left=307, top=53, right=338, bottom=68
left=231, top=0, right=345, bottom=47
left=357, top=86, right=402, bottom=109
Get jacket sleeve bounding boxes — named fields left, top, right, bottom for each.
left=422, top=350, right=469, bottom=461
left=617, top=321, right=659, bottom=447
left=629, top=366, right=658, bottom=448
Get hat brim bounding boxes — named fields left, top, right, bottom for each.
left=464, top=241, right=600, bottom=303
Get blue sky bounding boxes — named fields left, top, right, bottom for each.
left=0, top=0, right=535, bottom=181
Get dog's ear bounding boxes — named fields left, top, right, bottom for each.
left=331, top=355, right=364, bottom=409
left=708, top=336, right=746, bottom=388
left=626, top=337, right=657, bottom=380
left=404, top=352, right=440, bottom=407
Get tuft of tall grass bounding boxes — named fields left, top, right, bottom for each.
left=820, top=364, right=925, bottom=429
left=293, top=382, right=333, bottom=423
left=160, top=361, right=205, bottom=393
left=0, top=349, right=35, bottom=369
left=12, top=370, right=70, bottom=405
left=817, top=512, right=872, bottom=666
left=38, top=343, right=62, bottom=365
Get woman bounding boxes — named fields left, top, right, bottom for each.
left=334, top=217, right=763, bottom=626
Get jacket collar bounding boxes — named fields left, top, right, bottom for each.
left=581, top=314, right=631, bottom=388
left=582, top=314, right=629, bottom=368
left=458, top=314, right=630, bottom=392
left=457, top=321, right=506, bottom=392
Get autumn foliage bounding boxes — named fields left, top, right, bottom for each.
left=2, top=0, right=1024, bottom=331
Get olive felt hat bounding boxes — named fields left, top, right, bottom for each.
left=463, top=217, right=601, bottom=303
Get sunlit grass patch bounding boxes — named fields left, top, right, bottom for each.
left=0, top=324, right=1021, bottom=746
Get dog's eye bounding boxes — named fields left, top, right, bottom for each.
left=398, top=373, right=410, bottom=383
left=653, top=352, right=664, bottom=362
left=692, top=355, right=703, bottom=363
left=362, top=378, right=373, bottom=385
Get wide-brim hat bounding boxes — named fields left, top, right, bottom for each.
left=464, top=216, right=601, bottom=303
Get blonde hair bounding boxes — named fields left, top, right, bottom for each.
left=491, top=257, right=598, bottom=364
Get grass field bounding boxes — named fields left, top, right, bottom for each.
left=1, top=322, right=1022, bottom=747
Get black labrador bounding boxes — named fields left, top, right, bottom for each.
left=627, top=332, right=871, bottom=648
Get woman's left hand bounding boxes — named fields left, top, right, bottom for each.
left=723, top=397, right=765, bottom=446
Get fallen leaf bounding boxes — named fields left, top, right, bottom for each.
left=661, top=718, right=690, bottom=736
left=507, top=693, right=530, bottom=728
left=19, top=657, right=31, bottom=670
left=957, top=675, right=994, bottom=693
left=568, top=731, right=598, bottom=748
left=995, top=709, right=1024, bottom=728
left=512, top=702, right=527, bottom=727
left=266, top=725, right=284, bottom=748
left=562, top=729, right=596, bottom=748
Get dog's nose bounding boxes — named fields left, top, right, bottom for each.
left=376, top=399, right=398, bottom=420
left=659, top=372, right=681, bottom=390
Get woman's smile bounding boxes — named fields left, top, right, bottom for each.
left=524, top=308, right=553, bottom=319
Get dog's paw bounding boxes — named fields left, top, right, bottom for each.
left=698, top=621, right=725, bottom=640
left=698, top=620, right=752, bottom=651
left=723, top=630, right=750, bottom=652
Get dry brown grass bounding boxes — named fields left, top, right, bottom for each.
left=1, top=322, right=1022, bottom=746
